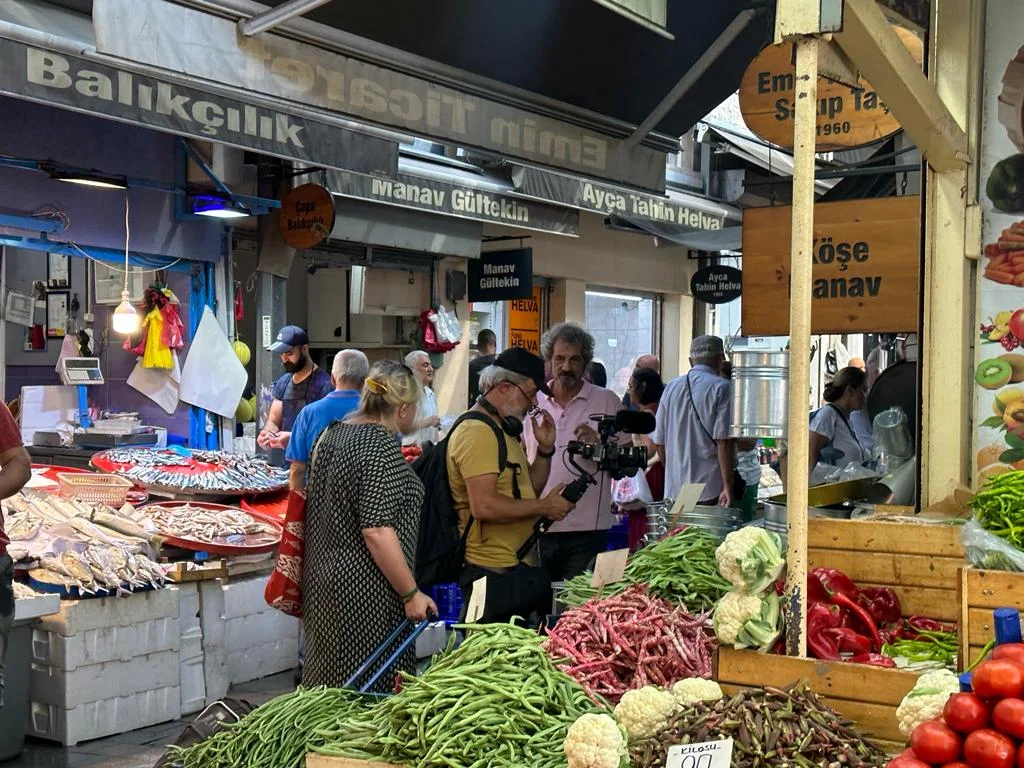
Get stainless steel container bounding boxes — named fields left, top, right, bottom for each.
left=729, top=351, right=789, bottom=439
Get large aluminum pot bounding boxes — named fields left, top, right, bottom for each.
left=729, top=351, right=789, bottom=439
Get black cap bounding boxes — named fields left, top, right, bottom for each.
left=494, top=347, right=551, bottom=396
left=268, top=325, right=309, bottom=353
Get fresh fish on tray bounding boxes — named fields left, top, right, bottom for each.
left=146, top=504, right=268, bottom=544
left=97, top=448, right=287, bottom=493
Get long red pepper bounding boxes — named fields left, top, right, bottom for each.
left=830, top=591, right=882, bottom=652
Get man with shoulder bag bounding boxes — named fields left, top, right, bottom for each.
left=446, top=348, right=576, bottom=625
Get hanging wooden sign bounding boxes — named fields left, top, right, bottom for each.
left=278, top=183, right=336, bottom=249
left=740, top=196, right=921, bottom=335
left=738, top=27, right=923, bottom=150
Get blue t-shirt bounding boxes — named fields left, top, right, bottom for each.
left=285, top=390, right=361, bottom=463
left=272, top=368, right=333, bottom=433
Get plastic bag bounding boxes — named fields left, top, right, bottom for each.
left=961, top=517, right=1024, bottom=572
left=433, top=305, right=462, bottom=345
left=873, top=406, right=914, bottom=475
left=612, top=472, right=653, bottom=510
left=419, top=308, right=459, bottom=353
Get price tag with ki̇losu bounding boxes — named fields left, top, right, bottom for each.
left=668, top=483, right=705, bottom=528
left=464, top=576, right=488, bottom=623
left=590, top=548, right=629, bottom=589
left=666, top=738, right=733, bottom=768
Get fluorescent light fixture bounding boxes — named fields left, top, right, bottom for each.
left=48, top=169, right=127, bottom=190
left=191, top=195, right=251, bottom=219
left=112, top=289, right=140, bottom=335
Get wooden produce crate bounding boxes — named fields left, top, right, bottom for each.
left=959, top=567, right=1024, bottom=666
left=807, top=517, right=964, bottom=624
left=718, top=647, right=919, bottom=754
left=307, top=756, right=401, bottom=768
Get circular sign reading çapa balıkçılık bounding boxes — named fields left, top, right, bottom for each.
left=278, top=183, right=336, bottom=249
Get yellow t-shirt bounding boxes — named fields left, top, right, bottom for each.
left=446, top=418, right=537, bottom=568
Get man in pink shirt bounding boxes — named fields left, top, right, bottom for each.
left=523, top=323, right=624, bottom=581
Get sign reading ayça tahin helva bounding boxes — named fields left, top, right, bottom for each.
left=738, top=27, right=923, bottom=150
left=690, top=265, right=742, bottom=305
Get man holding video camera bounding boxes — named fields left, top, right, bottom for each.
left=524, top=323, right=625, bottom=581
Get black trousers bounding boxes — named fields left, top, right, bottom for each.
left=0, top=554, right=13, bottom=709
left=459, top=563, right=552, bottom=626
left=539, top=530, right=609, bottom=582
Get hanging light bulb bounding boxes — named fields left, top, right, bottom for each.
left=112, top=192, right=139, bottom=335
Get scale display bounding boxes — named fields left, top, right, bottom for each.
left=59, top=357, right=104, bottom=386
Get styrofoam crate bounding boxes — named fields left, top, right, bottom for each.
left=27, top=685, right=181, bottom=747
left=37, top=588, right=179, bottom=636
left=180, top=655, right=206, bottom=716
left=177, top=583, right=201, bottom=638
left=223, top=611, right=299, bottom=653
left=226, top=638, right=299, bottom=685
left=180, top=629, right=203, bottom=662
left=221, top=576, right=269, bottom=620
left=31, top=615, right=179, bottom=669
left=31, top=649, right=180, bottom=708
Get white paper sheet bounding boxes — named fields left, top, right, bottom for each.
left=127, top=351, right=182, bottom=415
left=179, top=308, right=247, bottom=418
left=54, top=334, right=80, bottom=373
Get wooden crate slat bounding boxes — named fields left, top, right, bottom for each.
left=967, top=607, right=998, bottom=646
left=808, top=519, right=964, bottom=557
left=964, top=569, right=1024, bottom=610
left=306, top=756, right=403, bottom=768
left=717, top=647, right=919, bottom=707
left=807, top=549, right=963, bottom=589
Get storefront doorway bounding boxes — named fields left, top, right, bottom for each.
left=585, top=288, right=660, bottom=398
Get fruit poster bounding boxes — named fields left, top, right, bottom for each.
left=975, top=3, right=1024, bottom=479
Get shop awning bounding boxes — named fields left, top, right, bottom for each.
left=88, top=0, right=774, bottom=192
left=0, top=0, right=399, bottom=178
left=605, top=215, right=743, bottom=251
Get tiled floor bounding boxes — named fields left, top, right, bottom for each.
left=4, top=672, right=297, bottom=768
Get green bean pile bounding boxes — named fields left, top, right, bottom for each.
left=310, top=623, right=607, bottom=768
left=969, top=470, right=1024, bottom=548
left=165, top=686, right=364, bottom=768
left=557, top=526, right=731, bottom=610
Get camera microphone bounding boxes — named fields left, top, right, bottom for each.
left=613, top=409, right=656, bottom=435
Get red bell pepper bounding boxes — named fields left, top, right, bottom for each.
left=808, top=568, right=860, bottom=602
left=858, top=586, right=903, bottom=625
left=831, top=591, right=883, bottom=652
left=807, top=602, right=844, bottom=660
left=848, top=653, right=897, bottom=668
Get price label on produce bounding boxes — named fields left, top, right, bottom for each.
left=590, top=548, right=628, bottom=589
left=464, top=577, right=487, bottom=623
left=668, top=483, right=705, bottom=527
left=665, top=737, right=733, bottom=768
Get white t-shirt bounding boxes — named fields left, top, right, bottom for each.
left=811, top=404, right=869, bottom=466
left=652, top=365, right=732, bottom=502
left=403, top=386, right=439, bottom=446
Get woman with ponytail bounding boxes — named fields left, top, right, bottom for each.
left=302, top=360, right=437, bottom=690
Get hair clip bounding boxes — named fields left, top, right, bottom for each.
left=365, top=378, right=389, bottom=394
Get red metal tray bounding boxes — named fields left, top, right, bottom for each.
left=139, top=501, right=283, bottom=556
left=90, top=450, right=286, bottom=498
left=241, top=491, right=289, bottom=523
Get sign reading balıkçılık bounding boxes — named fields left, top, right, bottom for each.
left=468, top=249, right=534, bottom=303
left=690, top=265, right=742, bottom=304
left=738, top=27, right=923, bottom=150
left=279, top=184, right=336, bottom=249
left=741, top=196, right=920, bottom=335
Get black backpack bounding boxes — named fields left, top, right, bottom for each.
left=411, top=411, right=514, bottom=587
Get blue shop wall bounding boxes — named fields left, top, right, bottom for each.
left=0, top=98, right=224, bottom=442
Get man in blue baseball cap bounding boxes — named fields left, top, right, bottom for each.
left=257, top=325, right=332, bottom=462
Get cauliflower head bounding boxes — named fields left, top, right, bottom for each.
left=713, top=591, right=763, bottom=645
left=895, top=669, right=959, bottom=737
left=613, top=685, right=676, bottom=741
left=671, top=678, right=723, bottom=708
left=715, top=527, right=785, bottom=594
left=563, top=713, right=627, bottom=768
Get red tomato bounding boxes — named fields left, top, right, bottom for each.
left=993, top=698, right=1024, bottom=739
left=945, top=693, right=991, bottom=733
left=993, top=644, right=1024, bottom=667
left=942, top=764, right=971, bottom=768
left=886, top=758, right=929, bottom=768
left=973, top=660, right=1024, bottom=700
left=911, top=721, right=962, bottom=764
left=1018, top=742, right=1024, bottom=768
left=963, top=729, right=1016, bottom=768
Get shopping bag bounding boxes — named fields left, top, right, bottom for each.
left=611, top=471, right=653, bottom=510
left=264, top=489, right=307, bottom=617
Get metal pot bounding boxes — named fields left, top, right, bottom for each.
left=729, top=351, right=789, bottom=439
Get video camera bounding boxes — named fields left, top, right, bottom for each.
left=516, top=410, right=655, bottom=561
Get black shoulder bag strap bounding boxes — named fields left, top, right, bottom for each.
left=686, top=372, right=716, bottom=444
left=826, top=403, right=867, bottom=462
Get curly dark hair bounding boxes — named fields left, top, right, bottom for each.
left=540, top=322, right=595, bottom=366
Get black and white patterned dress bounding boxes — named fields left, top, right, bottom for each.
left=301, top=422, right=424, bottom=691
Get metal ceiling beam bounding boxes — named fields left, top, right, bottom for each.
left=238, top=0, right=335, bottom=37
left=624, top=8, right=759, bottom=151
left=833, top=0, right=969, bottom=172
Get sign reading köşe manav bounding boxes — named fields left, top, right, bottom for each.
left=279, top=184, right=336, bottom=249
left=740, top=196, right=921, bottom=335
left=508, top=286, right=543, bottom=355
left=468, top=249, right=534, bottom=302
left=738, top=27, right=923, bottom=150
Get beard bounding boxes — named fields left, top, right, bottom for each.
left=556, top=370, right=578, bottom=387
left=283, top=353, right=309, bottom=374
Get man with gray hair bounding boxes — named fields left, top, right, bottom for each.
left=652, top=335, right=736, bottom=507
left=403, top=350, right=440, bottom=447
left=523, top=322, right=624, bottom=580
left=286, top=348, right=369, bottom=491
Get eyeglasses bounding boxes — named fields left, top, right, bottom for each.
left=514, top=384, right=541, bottom=414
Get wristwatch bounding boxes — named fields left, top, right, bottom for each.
left=536, top=446, right=556, bottom=459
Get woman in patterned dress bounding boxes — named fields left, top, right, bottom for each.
left=302, top=360, right=437, bottom=690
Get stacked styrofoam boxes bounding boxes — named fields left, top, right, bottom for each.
left=27, top=587, right=182, bottom=746
left=177, top=583, right=205, bottom=715
left=200, top=575, right=299, bottom=704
